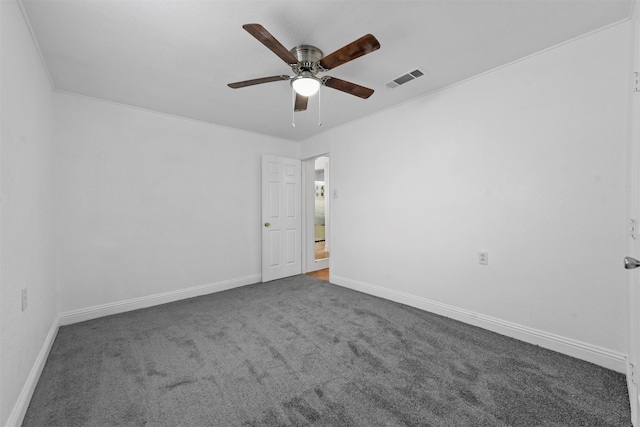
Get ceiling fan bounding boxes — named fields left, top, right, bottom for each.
left=228, top=24, right=381, bottom=113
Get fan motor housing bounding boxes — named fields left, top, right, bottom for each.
left=290, top=45, right=323, bottom=72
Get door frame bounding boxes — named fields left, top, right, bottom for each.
left=302, top=154, right=330, bottom=273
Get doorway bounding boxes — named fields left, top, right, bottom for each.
left=314, top=156, right=329, bottom=261
left=303, top=155, right=330, bottom=275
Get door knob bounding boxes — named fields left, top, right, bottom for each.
left=624, top=256, right=640, bottom=269
left=264, top=222, right=270, bottom=227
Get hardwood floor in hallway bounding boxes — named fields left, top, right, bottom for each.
left=306, top=268, right=329, bottom=281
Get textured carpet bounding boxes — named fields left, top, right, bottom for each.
left=23, top=275, right=631, bottom=426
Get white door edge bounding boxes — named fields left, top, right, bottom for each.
left=627, top=7, right=640, bottom=426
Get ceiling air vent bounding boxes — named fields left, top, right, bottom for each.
left=385, top=68, right=425, bottom=89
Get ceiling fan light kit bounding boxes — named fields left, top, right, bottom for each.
left=289, top=45, right=324, bottom=97
left=228, top=23, right=380, bottom=125
left=291, top=74, right=321, bottom=97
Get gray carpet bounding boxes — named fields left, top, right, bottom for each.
left=23, top=275, right=631, bottom=426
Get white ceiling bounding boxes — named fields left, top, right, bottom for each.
left=21, top=0, right=634, bottom=141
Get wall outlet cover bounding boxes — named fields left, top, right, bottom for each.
left=479, top=252, right=489, bottom=265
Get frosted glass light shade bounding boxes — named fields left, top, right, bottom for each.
left=292, top=77, right=321, bottom=97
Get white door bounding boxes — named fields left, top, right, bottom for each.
left=262, top=155, right=302, bottom=282
left=627, top=9, right=640, bottom=426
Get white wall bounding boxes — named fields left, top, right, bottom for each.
left=54, top=93, right=299, bottom=316
left=0, top=2, right=57, bottom=425
left=1, top=1, right=633, bottom=423
left=303, top=22, right=631, bottom=369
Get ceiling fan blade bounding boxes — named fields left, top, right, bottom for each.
left=318, top=34, right=380, bottom=71
left=323, top=77, right=374, bottom=99
left=294, top=93, right=308, bottom=112
left=243, top=23, right=299, bottom=65
left=228, top=75, right=290, bottom=89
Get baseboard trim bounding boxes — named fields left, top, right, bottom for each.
left=5, top=317, right=59, bottom=427
left=58, top=274, right=261, bottom=326
left=331, top=275, right=627, bottom=373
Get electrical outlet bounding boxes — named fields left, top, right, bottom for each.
left=478, top=252, right=488, bottom=265
left=21, top=287, right=28, bottom=311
